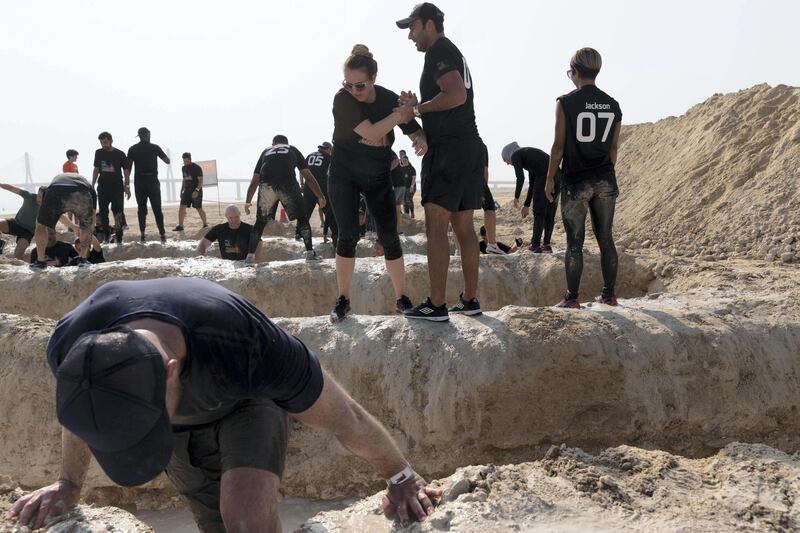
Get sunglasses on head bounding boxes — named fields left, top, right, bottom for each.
left=342, top=80, right=370, bottom=92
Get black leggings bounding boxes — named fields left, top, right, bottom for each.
left=328, top=163, right=401, bottom=260
left=134, top=174, right=165, bottom=236
left=97, top=179, right=125, bottom=240
left=250, top=182, right=312, bottom=253
left=531, top=174, right=561, bottom=247
left=300, top=185, right=334, bottom=238
left=561, top=178, right=618, bottom=299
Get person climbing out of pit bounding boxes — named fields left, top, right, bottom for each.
left=6, top=278, right=442, bottom=532
left=197, top=204, right=260, bottom=261
left=545, top=47, right=622, bottom=307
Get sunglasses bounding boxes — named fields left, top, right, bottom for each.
left=342, top=80, right=370, bottom=92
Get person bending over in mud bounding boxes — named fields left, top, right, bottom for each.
left=7, top=278, right=440, bottom=532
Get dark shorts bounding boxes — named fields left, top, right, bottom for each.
left=257, top=181, right=304, bottom=221
left=37, top=185, right=96, bottom=229
left=481, top=181, right=495, bottom=212
left=421, top=138, right=484, bottom=212
left=181, top=186, right=203, bottom=208
left=165, top=399, right=289, bottom=530
left=393, top=186, right=406, bottom=205
left=4, top=219, right=34, bottom=243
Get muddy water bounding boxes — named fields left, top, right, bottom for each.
left=136, top=497, right=353, bottom=532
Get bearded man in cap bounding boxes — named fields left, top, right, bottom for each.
left=7, top=277, right=441, bottom=532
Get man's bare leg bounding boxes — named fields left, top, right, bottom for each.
left=220, top=468, right=281, bottom=533
left=15, top=239, right=29, bottom=260
left=178, top=206, right=187, bottom=227
left=424, top=203, right=453, bottom=307
left=450, top=210, right=479, bottom=300
left=77, top=226, right=92, bottom=259
left=484, top=210, right=498, bottom=245
left=384, top=256, right=405, bottom=299
left=197, top=208, right=208, bottom=226
left=335, top=255, right=356, bottom=299
left=33, top=223, right=49, bottom=262
left=396, top=204, right=403, bottom=233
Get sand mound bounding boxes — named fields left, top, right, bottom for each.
left=0, top=251, right=653, bottom=320
left=2, top=289, right=798, bottom=504
left=615, top=84, right=800, bottom=262
left=300, top=442, right=800, bottom=532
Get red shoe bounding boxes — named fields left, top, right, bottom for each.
left=554, top=295, right=581, bottom=308
left=542, top=244, right=553, bottom=253
left=527, top=244, right=544, bottom=253
left=594, top=295, right=618, bottom=306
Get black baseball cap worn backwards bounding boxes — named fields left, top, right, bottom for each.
left=396, top=2, right=444, bottom=29
left=55, top=325, right=174, bottom=487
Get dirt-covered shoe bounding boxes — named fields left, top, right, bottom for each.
left=395, top=295, right=414, bottom=313
left=330, top=296, right=351, bottom=323
left=554, top=294, right=581, bottom=309
left=594, top=294, right=618, bottom=306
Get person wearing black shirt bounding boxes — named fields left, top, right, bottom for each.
left=125, top=127, right=170, bottom=243
left=545, top=48, right=623, bottom=308
left=328, top=44, right=425, bottom=323
left=31, top=173, right=96, bottom=269
left=0, top=182, right=43, bottom=260
left=298, top=142, right=336, bottom=244
left=175, top=153, right=208, bottom=231
left=501, top=143, right=559, bottom=252
left=10, top=278, right=441, bottom=531
left=197, top=204, right=255, bottom=261
left=396, top=3, right=483, bottom=321
left=399, top=151, right=417, bottom=217
left=30, top=227, right=79, bottom=267
left=92, top=132, right=130, bottom=244
left=245, top=135, right=326, bottom=262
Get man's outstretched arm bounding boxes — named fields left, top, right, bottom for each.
left=6, top=428, right=91, bottom=529
left=293, top=369, right=441, bottom=526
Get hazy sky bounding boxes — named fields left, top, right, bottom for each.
left=1, top=0, right=798, bottom=212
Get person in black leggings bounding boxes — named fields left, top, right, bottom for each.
left=328, top=44, right=427, bottom=322
left=545, top=47, right=622, bottom=307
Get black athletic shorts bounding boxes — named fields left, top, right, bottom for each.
left=481, top=181, right=495, bottom=212
left=5, top=219, right=34, bottom=243
left=181, top=186, right=203, bottom=209
left=257, top=181, right=304, bottom=221
left=421, top=138, right=484, bottom=212
left=37, top=185, right=96, bottom=229
left=165, top=399, right=288, bottom=530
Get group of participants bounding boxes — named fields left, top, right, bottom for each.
left=6, top=3, right=624, bottom=532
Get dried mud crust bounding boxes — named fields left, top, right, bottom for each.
left=300, top=443, right=800, bottom=532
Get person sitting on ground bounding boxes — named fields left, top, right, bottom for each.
left=197, top=204, right=259, bottom=261
left=7, top=278, right=441, bottom=531
left=30, top=227, right=78, bottom=267
left=30, top=174, right=97, bottom=270
left=74, top=235, right=106, bottom=264
left=0, top=183, right=44, bottom=260
left=64, top=215, right=107, bottom=264
left=62, top=150, right=79, bottom=173
left=174, top=152, right=208, bottom=232
left=478, top=225, right=519, bottom=254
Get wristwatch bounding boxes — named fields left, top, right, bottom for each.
left=387, top=465, right=415, bottom=485
left=413, top=105, right=421, bottom=118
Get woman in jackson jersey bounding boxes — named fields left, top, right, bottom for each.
left=545, top=48, right=622, bottom=308
left=328, top=44, right=427, bottom=323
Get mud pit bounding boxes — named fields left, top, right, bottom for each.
left=1, top=289, right=798, bottom=510
left=0, top=250, right=653, bottom=320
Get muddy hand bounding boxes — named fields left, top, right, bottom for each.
left=6, top=480, right=81, bottom=530
left=382, top=473, right=442, bottom=526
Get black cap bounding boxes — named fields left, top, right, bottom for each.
left=136, top=127, right=150, bottom=137
left=396, top=3, right=444, bottom=29
left=55, top=325, right=173, bottom=487
left=318, top=141, right=332, bottom=151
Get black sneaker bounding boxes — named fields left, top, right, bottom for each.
left=139, top=234, right=146, bottom=243
left=449, top=294, right=482, bottom=316
left=160, top=234, right=167, bottom=244
left=395, top=295, right=413, bottom=313
left=0, top=239, right=5, bottom=254
left=29, top=260, right=47, bottom=271
left=173, top=225, right=184, bottom=231
left=330, top=296, right=351, bottom=323
left=403, top=298, right=449, bottom=322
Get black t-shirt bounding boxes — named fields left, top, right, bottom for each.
left=126, top=141, right=168, bottom=176
left=479, top=241, right=511, bottom=254
left=87, top=248, right=106, bottom=264
left=46, top=278, right=325, bottom=426
left=304, top=151, right=331, bottom=194
left=331, top=86, right=421, bottom=176
left=182, top=163, right=203, bottom=191
left=511, top=148, right=550, bottom=199
left=391, top=162, right=406, bottom=188
left=30, top=241, right=78, bottom=266
left=558, top=85, right=622, bottom=182
left=401, top=163, right=417, bottom=188
left=420, top=37, right=480, bottom=145
left=93, top=148, right=127, bottom=185
left=253, top=145, right=307, bottom=185
left=204, top=222, right=253, bottom=261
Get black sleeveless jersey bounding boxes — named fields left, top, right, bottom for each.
left=557, top=85, right=622, bottom=182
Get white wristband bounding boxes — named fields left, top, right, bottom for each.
left=388, top=465, right=415, bottom=485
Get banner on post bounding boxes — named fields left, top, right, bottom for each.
left=196, top=160, right=218, bottom=187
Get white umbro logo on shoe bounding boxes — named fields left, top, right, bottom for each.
left=420, top=307, right=434, bottom=314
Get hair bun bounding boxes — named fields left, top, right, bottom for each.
left=351, top=44, right=372, bottom=58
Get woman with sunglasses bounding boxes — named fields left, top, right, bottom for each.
left=328, top=44, right=427, bottom=323
left=545, top=47, right=622, bottom=308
